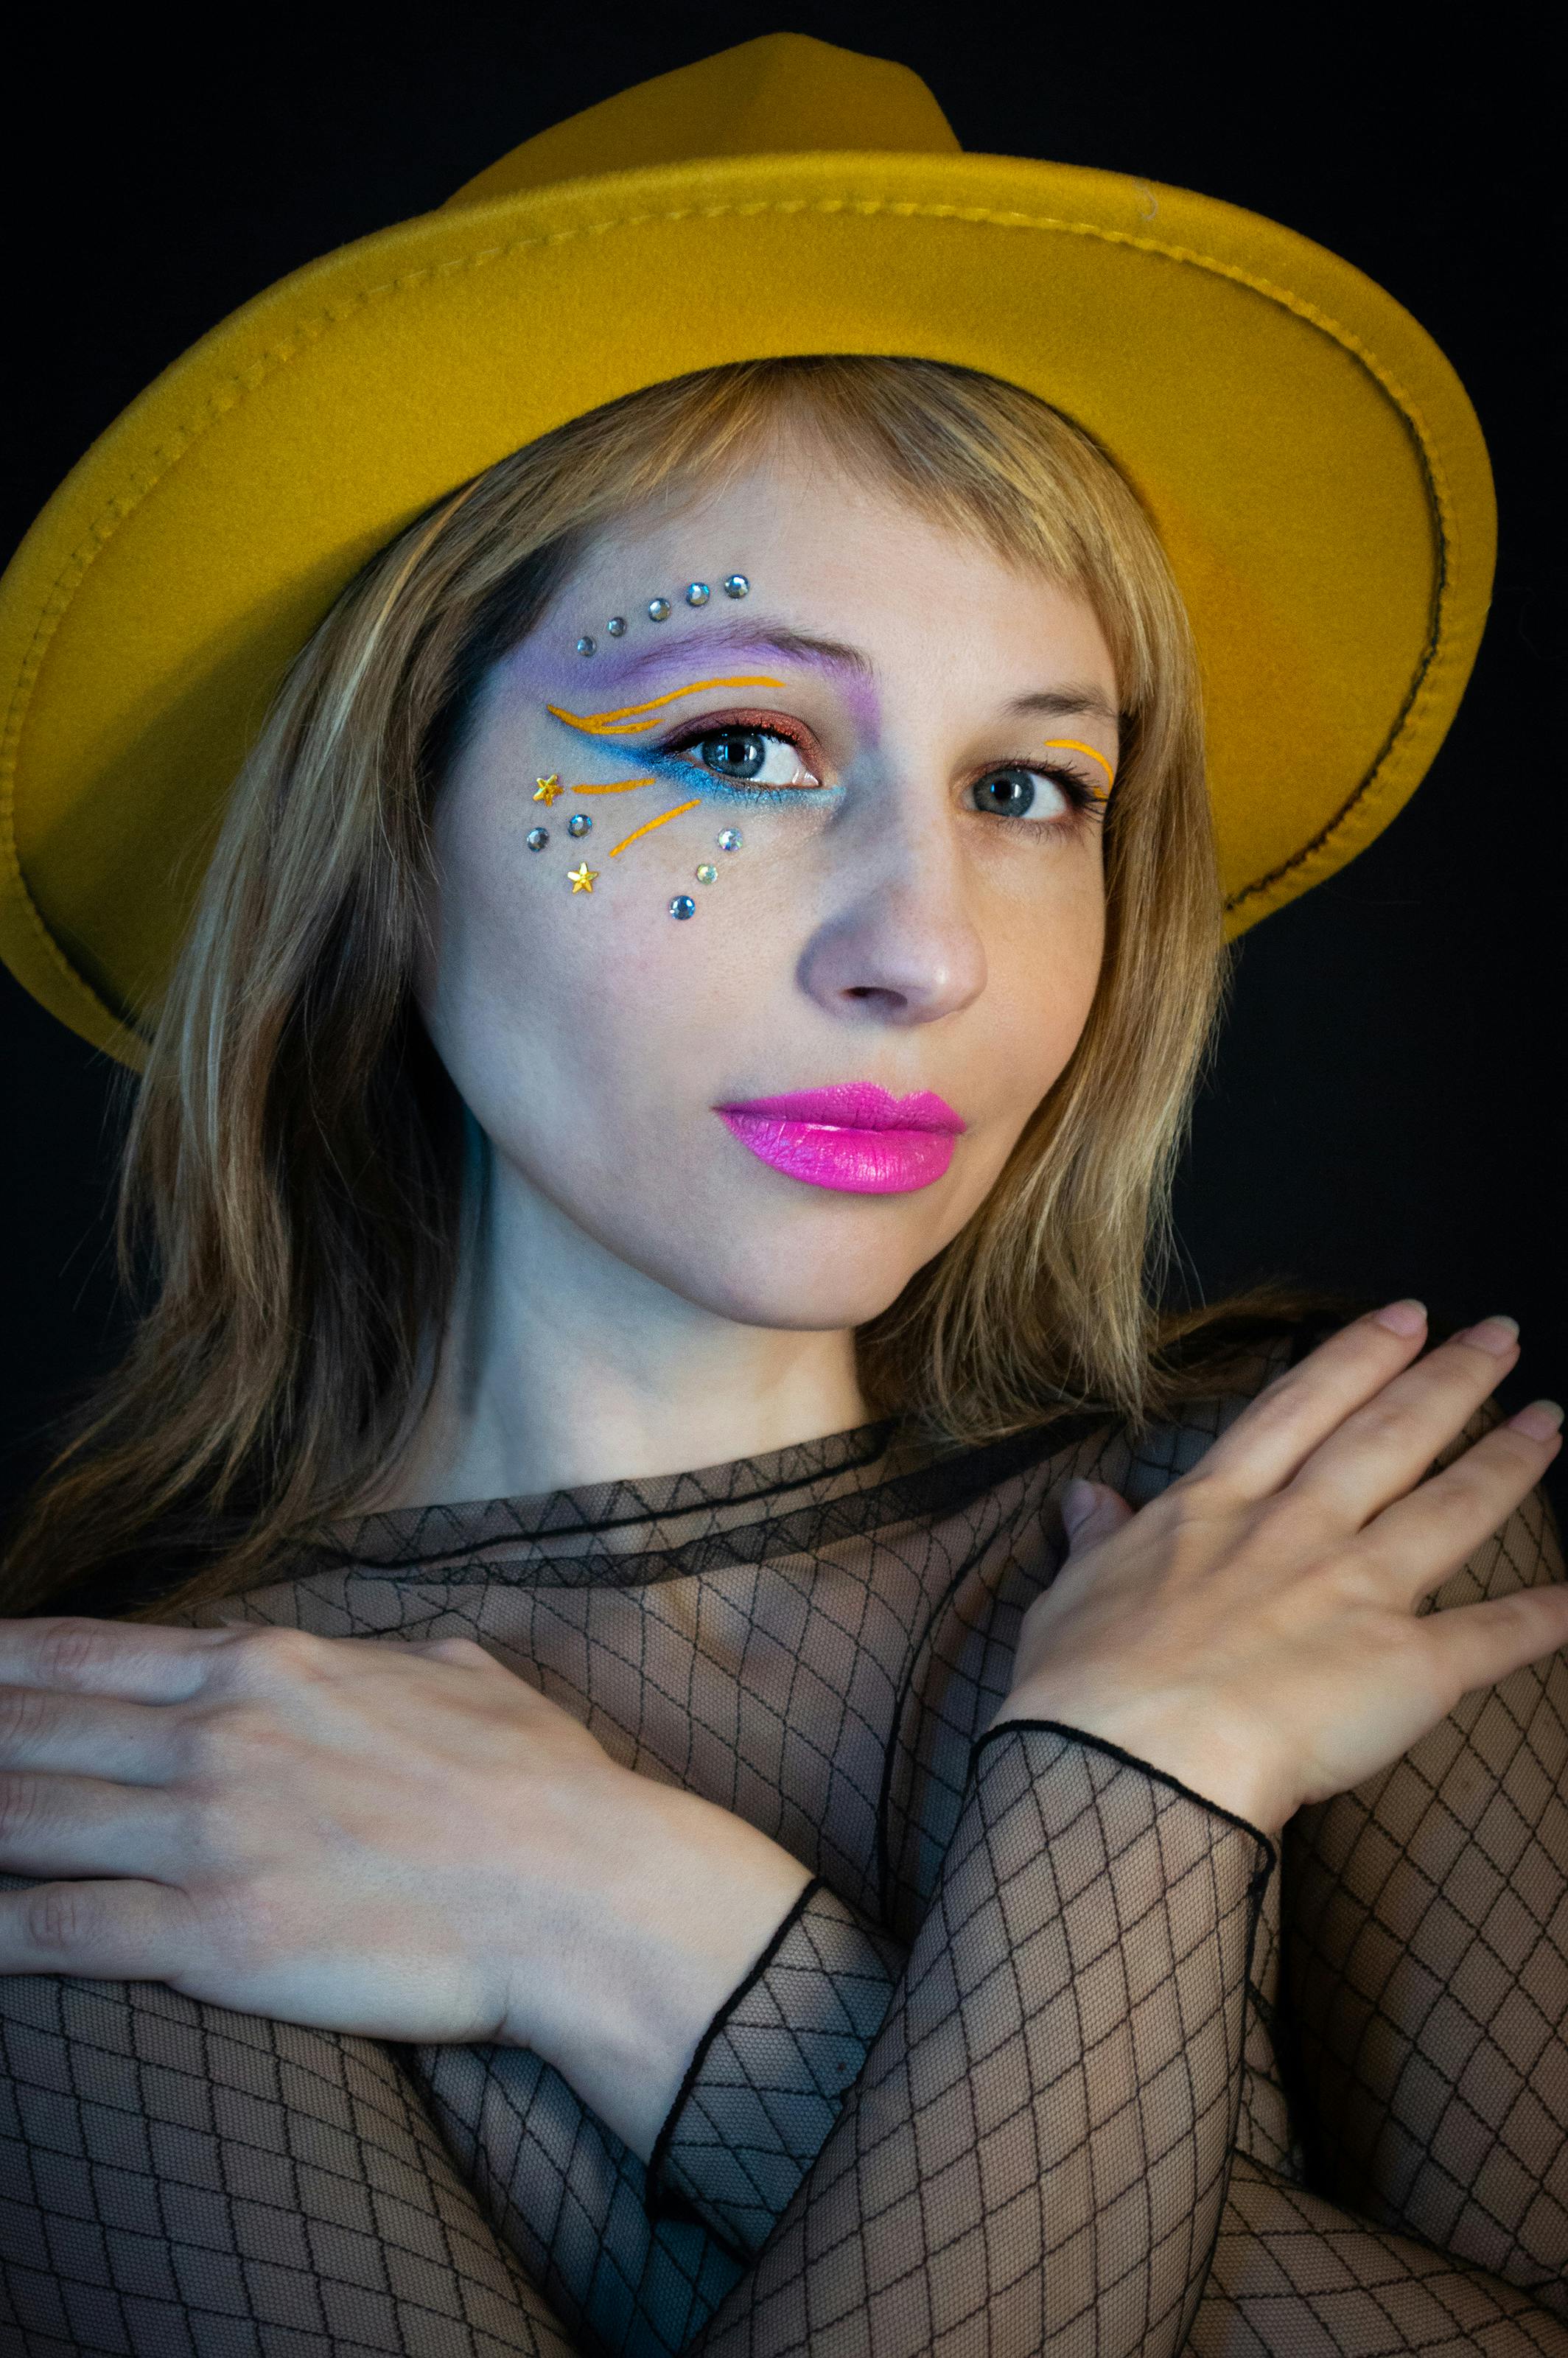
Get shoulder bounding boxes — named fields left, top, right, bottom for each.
left=1116, top=1313, right=1308, bottom=1511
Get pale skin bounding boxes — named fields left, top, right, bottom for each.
left=0, top=441, right=1563, bottom=2172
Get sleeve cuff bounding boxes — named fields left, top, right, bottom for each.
left=645, top=1875, right=904, bottom=2258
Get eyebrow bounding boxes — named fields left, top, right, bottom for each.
left=553, top=620, right=1119, bottom=741
left=587, top=621, right=875, bottom=687
left=1006, top=685, right=1123, bottom=738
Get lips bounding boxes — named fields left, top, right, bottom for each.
left=714, top=1084, right=967, bottom=1195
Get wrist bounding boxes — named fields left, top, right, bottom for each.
left=511, top=1770, right=813, bottom=2161
left=990, top=1684, right=1284, bottom=1835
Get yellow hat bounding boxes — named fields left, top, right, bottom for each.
left=0, top=34, right=1493, bottom=1066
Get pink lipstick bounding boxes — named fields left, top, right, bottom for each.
left=714, top=1083, right=967, bottom=1194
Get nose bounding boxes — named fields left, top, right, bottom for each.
left=795, top=808, right=988, bottom=1026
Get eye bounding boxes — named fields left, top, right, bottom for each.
left=969, top=765, right=1085, bottom=822
left=687, top=728, right=813, bottom=787
left=674, top=727, right=819, bottom=789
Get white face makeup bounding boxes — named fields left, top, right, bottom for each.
left=418, top=444, right=1116, bottom=1339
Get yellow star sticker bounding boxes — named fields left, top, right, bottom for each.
left=533, top=774, right=561, bottom=805
left=567, top=862, right=598, bottom=892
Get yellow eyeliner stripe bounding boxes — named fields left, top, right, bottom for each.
left=567, top=777, right=656, bottom=796
left=608, top=800, right=701, bottom=857
left=1043, top=738, right=1116, bottom=796
left=547, top=677, right=786, bottom=736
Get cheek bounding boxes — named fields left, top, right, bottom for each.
left=418, top=775, right=756, bottom=1124
left=991, top=854, right=1107, bottom=1083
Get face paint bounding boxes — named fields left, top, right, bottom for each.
left=607, top=800, right=702, bottom=858
left=1041, top=739, right=1116, bottom=799
left=546, top=679, right=787, bottom=738
left=539, top=590, right=778, bottom=909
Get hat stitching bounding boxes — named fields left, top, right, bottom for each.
left=2, top=193, right=1459, bottom=1043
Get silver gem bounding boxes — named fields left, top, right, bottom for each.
left=685, top=582, right=710, bottom=606
left=526, top=827, right=549, bottom=850
left=567, top=813, right=592, bottom=837
left=721, top=573, right=749, bottom=599
left=606, top=615, right=627, bottom=637
left=575, top=635, right=595, bottom=657
left=717, top=828, right=743, bottom=852
left=695, top=862, right=718, bottom=884
left=669, top=895, right=696, bottom=920
left=647, top=597, right=672, bottom=622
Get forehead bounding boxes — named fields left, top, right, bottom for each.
left=542, top=449, right=1116, bottom=693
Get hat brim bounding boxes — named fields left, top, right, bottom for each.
left=0, top=147, right=1492, bottom=1065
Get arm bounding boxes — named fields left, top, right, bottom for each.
left=0, top=1874, right=582, bottom=2358
left=647, top=1876, right=905, bottom=2257
left=665, top=1339, right=1565, bottom=2348
left=1189, top=2153, right=1568, bottom=2354
left=1283, top=1474, right=1568, bottom=2317
left=671, top=1720, right=1273, bottom=2355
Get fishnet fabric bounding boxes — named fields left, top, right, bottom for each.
left=647, top=1881, right=906, bottom=2260
left=1, top=1336, right=1564, bottom=2354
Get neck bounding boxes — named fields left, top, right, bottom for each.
left=363, top=1130, right=872, bottom=1512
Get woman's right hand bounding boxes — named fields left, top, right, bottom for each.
left=994, top=1304, right=1568, bottom=1835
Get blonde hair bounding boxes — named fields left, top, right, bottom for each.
left=3, top=357, right=1236, bottom=1620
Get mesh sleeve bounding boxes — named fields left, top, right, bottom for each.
left=0, top=1881, right=579, bottom=2358
left=1189, top=2152, right=1568, bottom=2354
left=686, top=1721, right=1274, bottom=2357
left=647, top=1879, right=904, bottom=2259
left=1283, top=1481, right=1568, bottom=2320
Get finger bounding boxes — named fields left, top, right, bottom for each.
left=0, top=1774, right=182, bottom=1882
left=1196, top=1302, right=1434, bottom=1499
left=0, top=1682, right=186, bottom=1783
left=0, top=1876, right=196, bottom=1979
left=1361, top=1402, right=1564, bottom=1606
left=0, top=1617, right=235, bottom=1703
left=1289, top=1318, right=1524, bottom=1525
left=1060, top=1480, right=1134, bottom=1553
left=1417, top=1578, right=1568, bottom=1710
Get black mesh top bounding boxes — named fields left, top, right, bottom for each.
left=1, top=1333, right=1564, bottom=2356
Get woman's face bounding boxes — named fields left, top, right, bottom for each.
left=421, top=442, right=1116, bottom=1333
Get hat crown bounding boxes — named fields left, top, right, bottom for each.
left=441, top=33, right=961, bottom=209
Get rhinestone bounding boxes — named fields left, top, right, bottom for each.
left=647, top=597, right=672, bottom=622
left=685, top=581, right=710, bottom=606
left=695, top=863, right=718, bottom=884
left=721, top=573, right=749, bottom=599
left=668, top=895, right=697, bottom=920
left=717, top=828, right=743, bottom=852
left=575, top=635, right=595, bottom=657
left=605, top=615, right=627, bottom=637
left=526, top=827, right=549, bottom=850
left=567, top=812, right=592, bottom=837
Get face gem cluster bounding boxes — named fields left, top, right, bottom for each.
left=573, top=573, right=749, bottom=660
left=531, top=572, right=755, bottom=917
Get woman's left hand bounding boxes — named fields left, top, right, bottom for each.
left=0, top=1616, right=811, bottom=2151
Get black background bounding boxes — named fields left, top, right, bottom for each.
left=2, top=7, right=1559, bottom=1528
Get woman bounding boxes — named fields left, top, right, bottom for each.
left=0, top=36, right=1562, bottom=2358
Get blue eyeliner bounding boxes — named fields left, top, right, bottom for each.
left=587, top=728, right=839, bottom=810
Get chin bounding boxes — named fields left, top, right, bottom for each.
left=629, top=1220, right=939, bottom=1334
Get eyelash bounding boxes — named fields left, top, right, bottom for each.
left=977, top=759, right=1108, bottom=823
left=637, top=714, right=1107, bottom=822
left=640, top=714, right=832, bottom=806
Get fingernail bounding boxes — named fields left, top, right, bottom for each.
left=1462, top=1315, right=1520, bottom=1355
left=1508, top=1399, right=1564, bottom=1441
left=1373, top=1298, right=1427, bottom=1336
left=1061, top=1479, right=1096, bottom=1539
